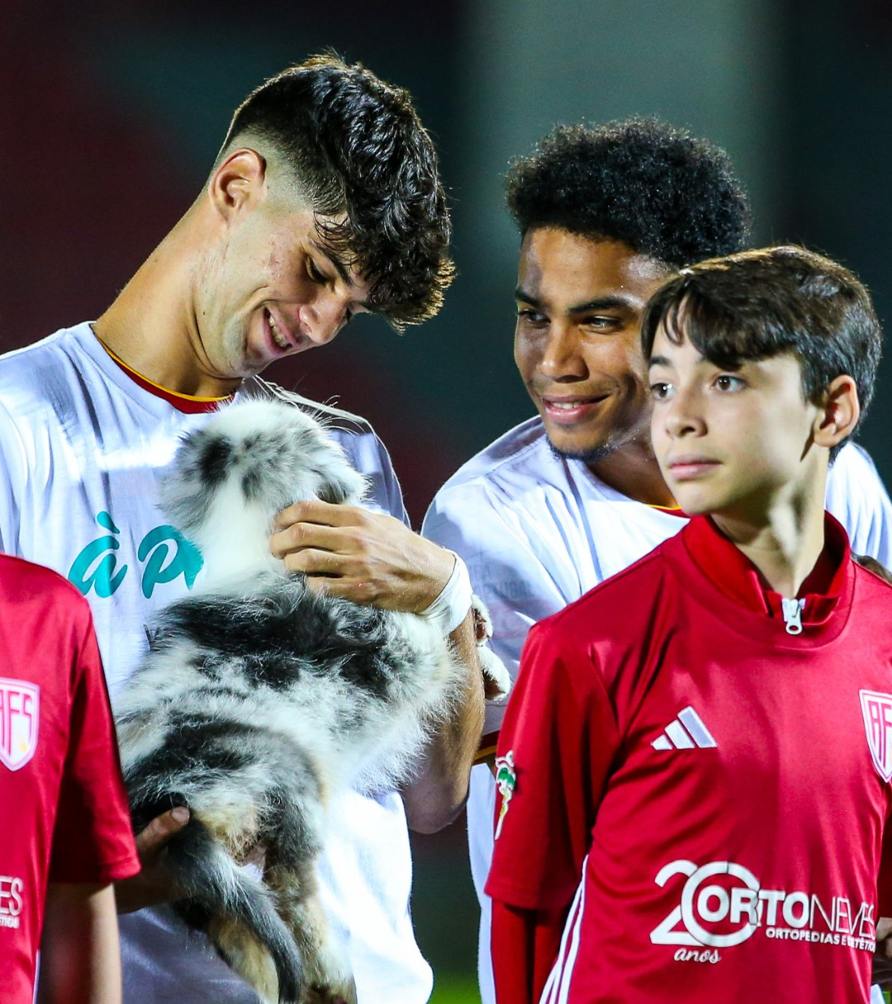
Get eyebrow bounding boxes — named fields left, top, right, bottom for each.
left=514, top=288, right=638, bottom=313
left=648, top=354, right=672, bottom=369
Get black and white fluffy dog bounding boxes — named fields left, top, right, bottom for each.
left=114, top=399, right=508, bottom=1004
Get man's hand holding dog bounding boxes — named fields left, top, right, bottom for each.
left=270, top=499, right=455, bottom=612
left=115, top=807, right=190, bottom=913
left=271, top=499, right=484, bottom=833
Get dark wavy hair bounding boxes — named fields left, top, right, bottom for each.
left=640, top=246, right=882, bottom=458
left=506, top=118, right=751, bottom=267
left=223, top=54, right=454, bottom=328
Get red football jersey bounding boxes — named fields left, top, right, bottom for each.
left=0, top=555, right=139, bottom=1002
left=487, top=514, right=892, bottom=1004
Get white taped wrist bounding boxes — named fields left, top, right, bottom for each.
left=419, top=551, right=472, bottom=635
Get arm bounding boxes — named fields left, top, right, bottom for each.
left=423, top=480, right=573, bottom=743
left=38, top=883, right=121, bottom=1004
left=269, top=499, right=484, bottom=831
left=487, top=621, right=620, bottom=1003
left=401, top=611, right=485, bottom=833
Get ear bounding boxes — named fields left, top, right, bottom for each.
left=813, top=374, right=860, bottom=450
left=207, top=148, right=267, bottom=222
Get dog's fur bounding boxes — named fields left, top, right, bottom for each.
left=114, top=400, right=507, bottom=1004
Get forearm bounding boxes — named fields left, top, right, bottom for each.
left=38, top=883, right=122, bottom=1004
left=402, top=611, right=485, bottom=833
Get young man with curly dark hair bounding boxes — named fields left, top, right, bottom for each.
left=423, top=118, right=892, bottom=1004
left=0, top=54, right=482, bottom=1003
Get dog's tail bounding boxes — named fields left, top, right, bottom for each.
left=163, top=817, right=302, bottom=1004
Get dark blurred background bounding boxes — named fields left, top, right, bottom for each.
left=4, top=1, right=891, bottom=998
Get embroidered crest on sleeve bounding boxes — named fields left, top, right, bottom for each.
left=494, top=750, right=517, bottom=839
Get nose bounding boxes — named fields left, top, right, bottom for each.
left=302, top=292, right=349, bottom=346
left=663, top=385, right=706, bottom=439
left=538, top=325, right=587, bottom=380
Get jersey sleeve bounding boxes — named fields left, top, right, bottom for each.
left=342, top=429, right=409, bottom=527
left=0, top=398, right=30, bottom=554
left=486, top=619, right=620, bottom=1004
left=423, top=481, right=569, bottom=734
left=826, top=443, right=892, bottom=567
left=49, top=601, right=140, bottom=884
left=485, top=618, right=620, bottom=910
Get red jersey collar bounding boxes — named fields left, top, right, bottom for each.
left=101, top=342, right=233, bottom=414
left=681, top=512, right=850, bottom=629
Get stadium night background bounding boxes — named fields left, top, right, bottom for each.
left=2, top=1, right=890, bottom=999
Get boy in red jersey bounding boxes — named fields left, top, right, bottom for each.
left=487, top=245, right=892, bottom=1003
left=0, top=557, right=139, bottom=1002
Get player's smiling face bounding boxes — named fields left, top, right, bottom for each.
left=197, top=183, right=370, bottom=383
left=648, top=327, right=823, bottom=518
left=514, top=229, right=671, bottom=460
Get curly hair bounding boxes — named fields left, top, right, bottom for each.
left=223, top=54, right=454, bottom=328
left=506, top=118, right=751, bottom=268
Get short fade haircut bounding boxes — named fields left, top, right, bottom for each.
left=506, top=118, right=750, bottom=267
left=640, top=245, right=883, bottom=458
left=222, top=53, right=454, bottom=328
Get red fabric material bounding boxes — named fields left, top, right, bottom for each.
left=0, top=557, right=139, bottom=1002
left=105, top=351, right=230, bottom=414
left=488, top=516, right=892, bottom=1003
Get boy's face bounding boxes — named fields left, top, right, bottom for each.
left=648, top=327, right=824, bottom=517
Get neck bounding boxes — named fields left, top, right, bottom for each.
left=92, top=205, right=241, bottom=398
left=710, top=475, right=829, bottom=596
left=589, top=439, right=676, bottom=508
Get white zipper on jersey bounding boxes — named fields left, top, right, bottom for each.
left=781, top=597, right=805, bottom=635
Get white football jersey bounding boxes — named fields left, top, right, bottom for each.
left=423, top=415, right=892, bottom=1004
left=0, top=323, right=432, bottom=1003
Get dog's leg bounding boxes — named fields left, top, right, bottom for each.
left=265, top=860, right=356, bottom=1004
left=210, top=915, right=280, bottom=1004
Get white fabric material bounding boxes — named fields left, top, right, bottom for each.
left=419, top=550, right=472, bottom=634
left=0, top=323, right=432, bottom=1004
left=423, top=415, right=892, bottom=1004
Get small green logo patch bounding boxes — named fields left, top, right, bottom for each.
left=494, top=750, right=516, bottom=839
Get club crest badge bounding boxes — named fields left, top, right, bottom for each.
left=860, top=689, right=892, bottom=782
left=494, top=750, right=516, bottom=839
left=0, top=678, right=39, bottom=771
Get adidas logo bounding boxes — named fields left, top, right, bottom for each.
left=651, top=706, right=717, bottom=750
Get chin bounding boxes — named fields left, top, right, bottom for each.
left=543, top=425, right=612, bottom=464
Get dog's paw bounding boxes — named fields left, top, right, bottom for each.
left=479, top=645, right=511, bottom=702
left=471, top=595, right=511, bottom=701
left=302, top=976, right=357, bottom=1004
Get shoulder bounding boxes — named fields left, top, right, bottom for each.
left=827, top=441, right=884, bottom=494
left=240, top=377, right=375, bottom=437
left=0, top=324, right=95, bottom=425
left=0, top=553, right=91, bottom=620
left=534, top=542, right=672, bottom=645
left=428, top=418, right=564, bottom=520
left=239, top=379, right=405, bottom=520
left=0, top=324, right=89, bottom=388
left=437, top=417, right=554, bottom=496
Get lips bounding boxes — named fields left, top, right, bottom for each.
left=264, top=307, right=293, bottom=352
left=540, top=394, right=609, bottom=425
left=667, top=456, right=721, bottom=480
